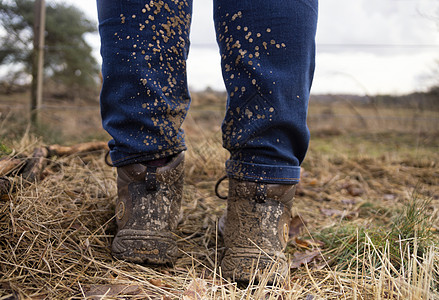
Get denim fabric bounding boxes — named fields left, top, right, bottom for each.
left=97, top=0, right=192, bottom=166
left=98, top=0, right=318, bottom=184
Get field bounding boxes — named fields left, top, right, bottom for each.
left=0, top=90, right=438, bottom=299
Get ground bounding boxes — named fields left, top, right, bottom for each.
left=0, top=90, right=438, bottom=299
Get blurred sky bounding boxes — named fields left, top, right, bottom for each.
left=53, top=0, right=439, bottom=95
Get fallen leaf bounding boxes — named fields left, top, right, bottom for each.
left=317, top=193, right=334, bottom=202
left=340, top=181, right=365, bottom=197
left=289, top=215, right=306, bottom=238
left=0, top=158, right=23, bottom=176
left=290, top=250, right=322, bottom=269
left=294, top=237, right=310, bottom=249
left=85, top=284, right=149, bottom=299
left=320, top=208, right=356, bottom=219
left=182, top=278, right=207, bottom=300
left=320, top=208, right=343, bottom=216
left=383, top=194, right=396, bottom=200
left=347, top=186, right=364, bottom=196
left=304, top=239, right=325, bottom=248
left=341, top=199, right=356, bottom=205
left=309, top=179, right=318, bottom=186
left=150, top=278, right=166, bottom=288
left=294, top=237, right=324, bottom=249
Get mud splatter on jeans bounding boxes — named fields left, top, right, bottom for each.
left=98, top=0, right=318, bottom=184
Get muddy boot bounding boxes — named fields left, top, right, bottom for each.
left=111, top=152, right=184, bottom=264
left=220, top=178, right=296, bottom=283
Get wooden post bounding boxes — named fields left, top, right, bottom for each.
left=31, top=0, right=46, bottom=125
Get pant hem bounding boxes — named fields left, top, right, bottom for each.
left=225, top=159, right=301, bottom=184
left=109, top=145, right=186, bottom=167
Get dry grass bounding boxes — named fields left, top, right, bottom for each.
left=0, top=92, right=438, bottom=299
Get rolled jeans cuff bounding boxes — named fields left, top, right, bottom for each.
left=225, top=160, right=301, bottom=185
left=109, top=145, right=187, bottom=167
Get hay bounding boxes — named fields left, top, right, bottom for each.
left=1, top=103, right=438, bottom=298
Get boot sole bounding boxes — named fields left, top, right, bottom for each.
left=112, top=229, right=178, bottom=265
left=221, top=249, right=288, bottom=284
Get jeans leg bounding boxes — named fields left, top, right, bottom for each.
left=214, top=0, right=318, bottom=184
left=98, top=0, right=193, bottom=167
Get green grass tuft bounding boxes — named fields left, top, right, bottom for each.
left=0, top=140, right=12, bottom=156
left=317, top=191, right=437, bottom=276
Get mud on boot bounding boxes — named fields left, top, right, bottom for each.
left=220, top=178, right=296, bottom=283
left=112, top=152, right=184, bottom=265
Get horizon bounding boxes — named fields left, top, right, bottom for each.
left=1, top=0, right=439, bottom=96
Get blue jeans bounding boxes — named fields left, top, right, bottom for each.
left=98, top=0, right=318, bottom=184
